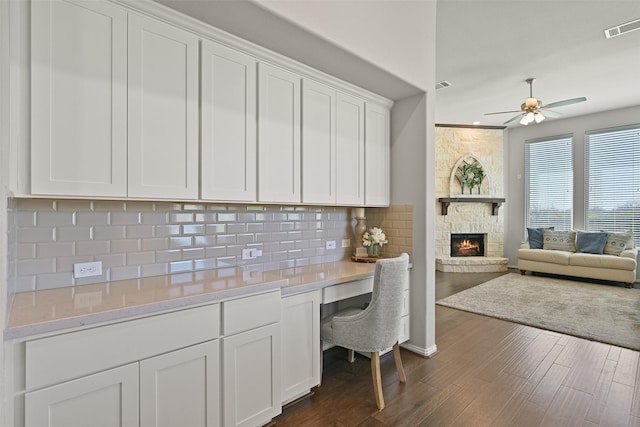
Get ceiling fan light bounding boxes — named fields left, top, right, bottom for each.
left=520, top=115, right=530, bottom=125
left=525, top=97, right=538, bottom=108
left=526, top=112, right=535, bottom=123
left=534, top=112, right=545, bottom=123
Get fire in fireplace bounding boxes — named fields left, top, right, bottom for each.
left=451, top=233, right=485, bottom=257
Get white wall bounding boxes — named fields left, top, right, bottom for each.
left=391, top=93, right=437, bottom=355
left=505, top=105, right=640, bottom=268
left=0, top=0, right=10, bottom=422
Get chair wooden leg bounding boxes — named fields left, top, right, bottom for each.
left=371, top=351, right=385, bottom=410
left=392, top=342, right=406, bottom=383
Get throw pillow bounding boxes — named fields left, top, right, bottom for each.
left=603, top=231, right=634, bottom=256
left=527, top=226, right=554, bottom=249
left=543, top=230, right=577, bottom=252
left=576, top=231, right=608, bottom=254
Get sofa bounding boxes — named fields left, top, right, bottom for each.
left=517, top=229, right=638, bottom=288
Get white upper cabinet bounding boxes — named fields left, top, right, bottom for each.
left=336, top=92, right=365, bottom=205
left=200, top=40, right=257, bottom=202
left=127, top=13, right=199, bottom=199
left=258, top=63, right=301, bottom=204
left=364, top=102, right=391, bottom=206
left=31, top=0, right=127, bottom=197
left=302, top=80, right=336, bottom=204
left=27, top=1, right=391, bottom=204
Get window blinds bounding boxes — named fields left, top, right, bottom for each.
left=525, top=135, right=573, bottom=230
left=585, top=124, right=640, bottom=246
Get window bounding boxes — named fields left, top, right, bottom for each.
left=525, top=135, right=573, bottom=230
left=585, top=124, right=640, bottom=246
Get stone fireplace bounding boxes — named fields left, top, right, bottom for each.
left=435, top=126, right=508, bottom=273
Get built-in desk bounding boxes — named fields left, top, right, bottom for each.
left=322, top=277, right=374, bottom=304
left=4, top=260, right=406, bottom=427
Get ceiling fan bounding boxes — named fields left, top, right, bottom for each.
left=485, top=78, right=587, bottom=125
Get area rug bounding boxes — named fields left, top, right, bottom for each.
left=436, top=273, right=640, bottom=351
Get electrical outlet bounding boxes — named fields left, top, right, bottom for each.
left=242, top=249, right=254, bottom=260
left=242, top=249, right=263, bottom=260
left=73, top=261, right=102, bottom=278
left=341, top=239, right=350, bottom=248
left=326, top=240, right=336, bottom=250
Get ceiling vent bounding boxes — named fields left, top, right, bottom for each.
left=436, top=80, right=452, bottom=90
left=604, top=18, right=640, bottom=39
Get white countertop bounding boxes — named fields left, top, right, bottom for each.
left=5, top=260, right=376, bottom=341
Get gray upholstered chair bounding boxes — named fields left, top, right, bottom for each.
left=321, top=253, right=409, bottom=410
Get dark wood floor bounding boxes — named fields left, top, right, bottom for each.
left=273, top=270, right=640, bottom=426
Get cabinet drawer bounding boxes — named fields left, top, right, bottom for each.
left=26, top=304, right=220, bottom=390
left=322, top=278, right=373, bottom=304
left=222, top=290, right=280, bottom=336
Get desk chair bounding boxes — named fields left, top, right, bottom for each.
left=320, top=253, right=409, bottom=410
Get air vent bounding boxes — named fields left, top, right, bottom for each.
left=435, top=80, right=452, bottom=90
left=604, top=18, right=640, bottom=39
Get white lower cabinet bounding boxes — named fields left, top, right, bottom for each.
left=222, top=290, right=282, bottom=427
left=22, top=305, right=221, bottom=427
left=25, top=363, right=139, bottom=427
left=281, top=290, right=321, bottom=404
left=223, top=323, right=281, bottom=427
left=140, top=341, right=221, bottom=427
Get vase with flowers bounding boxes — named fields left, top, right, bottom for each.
left=362, top=226, right=387, bottom=258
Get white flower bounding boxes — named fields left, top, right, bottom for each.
left=362, top=226, right=388, bottom=247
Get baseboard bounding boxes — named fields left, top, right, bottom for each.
left=401, top=342, right=438, bottom=358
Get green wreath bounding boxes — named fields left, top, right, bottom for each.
left=457, top=161, right=485, bottom=191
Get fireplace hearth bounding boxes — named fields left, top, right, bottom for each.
left=451, top=233, right=485, bottom=257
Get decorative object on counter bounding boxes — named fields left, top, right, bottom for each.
left=350, top=255, right=381, bottom=263
left=354, top=208, right=367, bottom=241
left=362, top=226, right=387, bottom=258
left=354, top=207, right=367, bottom=253
left=355, top=247, right=369, bottom=257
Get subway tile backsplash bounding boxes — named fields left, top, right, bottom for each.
left=14, top=200, right=353, bottom=292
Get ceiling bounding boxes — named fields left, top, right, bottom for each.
left=435, top=0, right=640, bottom=127
left=153, top=0, right=423, bottom=100
left=154, top=0, right=640, bottom=128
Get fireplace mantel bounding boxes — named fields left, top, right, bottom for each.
left=438, top=197, right=506, bottom=216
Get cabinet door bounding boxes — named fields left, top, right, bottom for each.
left=336, top=92, right=365, bottom=205
left=140, top=340, right=220, bottom=427
left=31, top=0, right=127, bottom=197
left=364, top=102, right=390, bottom=206
left=25, top=363, right=139, bottom=427
left=128, top=13, right=199, bottom=199
left=223, top=323, right=282, bottom=427
left=201, top=40, right=257, bottom=202
left=302, top=80, right=336, bottom=204
left=257, top=63, right=301, bottom=203
left=281, top=290, right=321, bottom=404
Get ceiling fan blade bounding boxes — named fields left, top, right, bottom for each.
left=504, top=114, right=523, bottom=124
left=541, top=109, right=562, bottom=118
left=541, top=97, right=586, bottom=109
left=484, top=109, right=523, bottom=116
